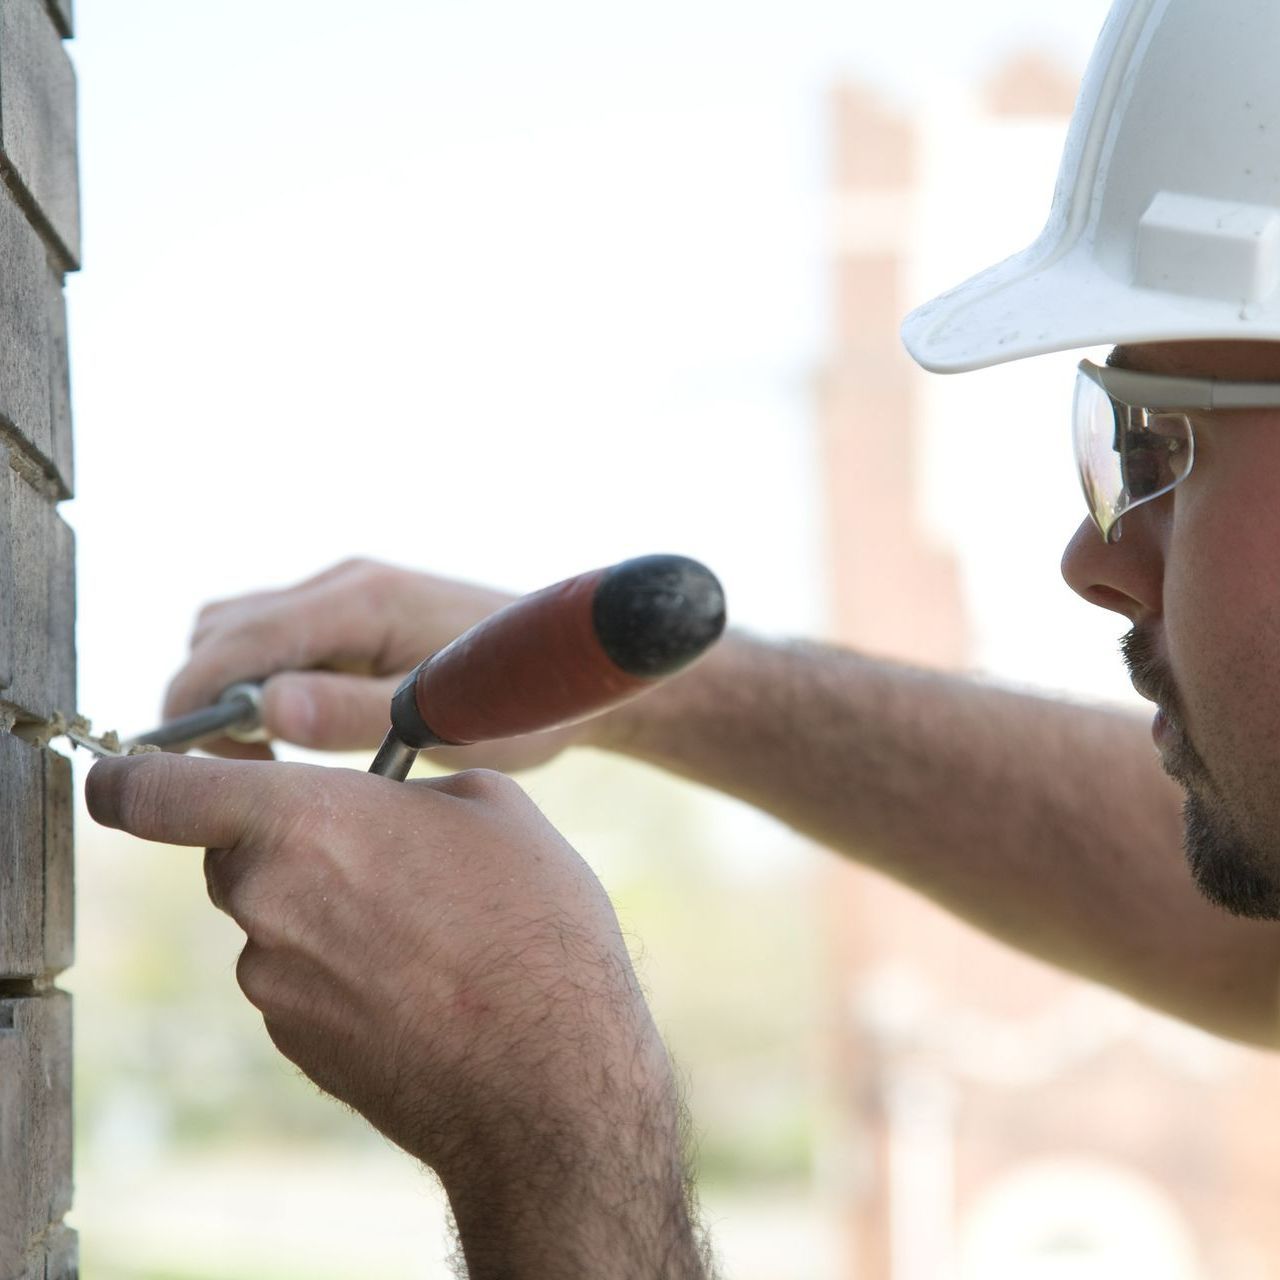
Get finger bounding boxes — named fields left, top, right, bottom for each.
left=164, top=606, right=315, bottom=723
left=86, top=753, right=324, bottom=849
left=204, top=846, right=234, bottom=912
left=189, top=584, right=292, bottom=647
left=262, top=670, right=401, bottom=751
left=201, top=846, right=279, bottom=923
left=164, top=572, right=400, bottom=722
left=187, top=558, right=397, bottom=649
left=412, top=766, right=522, bottom=803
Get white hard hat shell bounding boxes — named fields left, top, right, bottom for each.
left=903, top=0, right=1280, bottom=374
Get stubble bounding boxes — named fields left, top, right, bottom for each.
left=1121, top=627, right=1280, bottom=919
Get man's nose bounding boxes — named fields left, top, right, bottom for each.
left=1060, top=505, right=1165, bottom=623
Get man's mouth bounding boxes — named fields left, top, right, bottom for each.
left=1144, top=694, right=1206, bottom=790
left=1120, top=628, right=1201, bottom=776
left=1127, top=675, right=1176, bottom=738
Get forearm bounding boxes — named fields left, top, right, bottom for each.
left=442, top=1139, right=711, bottom=1279
left=434, top=1049, right=713, bottom=1279
left=592, top=632, right=1280, bottom=1046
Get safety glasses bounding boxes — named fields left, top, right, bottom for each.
left=1075, top=360, right=1280, bottom=542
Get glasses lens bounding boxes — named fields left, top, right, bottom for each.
left=1073, top=370, right=1194, bottom=541
left=1073, top=372, right=1125, bottom=539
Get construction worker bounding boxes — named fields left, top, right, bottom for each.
left=86, top=0, right=1280, bottom=1273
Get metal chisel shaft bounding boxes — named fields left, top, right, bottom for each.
left=126, top=683, right=264, bottom=750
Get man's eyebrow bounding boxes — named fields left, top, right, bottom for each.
left=1105, top=347, right=1131, bottom=370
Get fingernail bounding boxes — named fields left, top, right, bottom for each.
left=84, top=756, right=132, bottom=829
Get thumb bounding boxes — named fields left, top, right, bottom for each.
left=262, top=670, right=402, bottom=750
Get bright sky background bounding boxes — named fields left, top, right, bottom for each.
left=62, top=4, right=1149, bottom=1270
left=65, top=0, right=1122, bottom=742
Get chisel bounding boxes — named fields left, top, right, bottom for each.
left=127, top=554, right=727, bottom=781
left=126, top=682, right=266, bottom=751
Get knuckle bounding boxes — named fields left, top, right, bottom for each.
left=206, top=851, right=251, bottom=920
left=333, top=556, right=387, bottom=589
left=448, top=767, right=520, bottom=802
left=194, top=598, right=229, bottom=628
left=203, top=845, right=268, bottom=923
left=203, top=847, right=229, bottom=910
left=352, top=560, right=401, bottom=608
left=221, top=868, right=284, bottom=943
left=190, top=598, right=241, bottom=647
left=235, top=944, right=273, bottom=1008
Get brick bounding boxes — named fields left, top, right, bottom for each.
left=40, top=0, right=70, bottom=40
left=0, top=736, right=72, bottom=978
left=0, top=1220, right=74, bottom=1278
left=1, top=460, right=75, bottom=722
left=43, top=485, right=73, bottom=713
left=41, top=749, right=72, bottom=974
left=0, top=0, right=79, bottom=267
left=0, top=1210, right=74, bottom=1277
left=10, top=1249, right=42, bottom=1280
left=0, top=196, right=52, bottom=470
left=0, top=460, right=9, bottom=692
left=44, top=270, right=69, bottom=497
left=0, top=992, right=72, bottom=1277
left=0, top=733, right=43, bottom=975
left=0, top=205, right=70, bottom=495
left=41, top=1224, right=77, bottom=1279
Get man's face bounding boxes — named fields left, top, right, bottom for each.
left=1061, top=341, right=1280, bottom=918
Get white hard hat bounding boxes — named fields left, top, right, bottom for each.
left=902, top=0, right=1280, bottom=374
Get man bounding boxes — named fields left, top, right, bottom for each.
left=86, top=0, right=1280, bottom=1273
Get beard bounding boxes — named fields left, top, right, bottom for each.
left=1181, top=791, right=1280, bottom=920
left=1122, top=627, right=1280, bottom=920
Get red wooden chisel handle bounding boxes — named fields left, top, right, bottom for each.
left=369, top=555, right=725, bottom=779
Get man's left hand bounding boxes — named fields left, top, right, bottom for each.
left=86, top=754, right=712, bottom=1278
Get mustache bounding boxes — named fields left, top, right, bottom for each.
left=1120, top=626, right=1184, bottom=722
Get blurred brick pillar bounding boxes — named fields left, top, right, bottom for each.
left=816, top=79, right=969, bottom=1280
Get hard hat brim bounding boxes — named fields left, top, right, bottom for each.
left=901, top=243, right=1280, bottom=375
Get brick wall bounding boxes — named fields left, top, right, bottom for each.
left=0, top=0, right=79, bottom=1277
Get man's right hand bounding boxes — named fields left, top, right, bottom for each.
left=162, top=558, right=589, bottom=770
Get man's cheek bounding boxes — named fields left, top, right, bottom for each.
left=1168, top=587, right=1280, bottom=821
left=1161, top=564, right=1234, bottom=755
